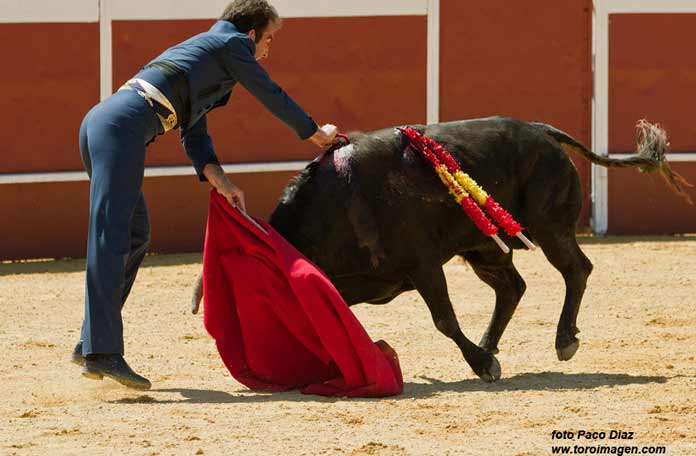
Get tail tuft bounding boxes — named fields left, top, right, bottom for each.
left=635, top=119, right=668, bottom=170
left=635, top=120, right=693, bottom=204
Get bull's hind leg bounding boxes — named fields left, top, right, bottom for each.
left=408, top=264, right=501, bottom=382
left=462, top=249, right=526, bottom=355
left=533, top=230, right=593, bottom=361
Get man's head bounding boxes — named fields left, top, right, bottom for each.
left=220, top=0, right=281, bottom=60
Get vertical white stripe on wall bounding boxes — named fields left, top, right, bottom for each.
left=426, top=0, right=440, bottom=125
left=99, top=0, right=113, bottom=100
left=592, top=0, right=609, bottom=234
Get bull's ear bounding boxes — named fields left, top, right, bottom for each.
left=305, top=160, right=320, bottom=172
left=395, top=125, right=426, bottom=150
left=276, top=160, right=318, bottom=209
left=413, top=125, right=427, bottom=135
left=395, top=128, right=410, bottom=151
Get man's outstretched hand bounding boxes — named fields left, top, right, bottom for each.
left=309, top=124, right=339, bottom=149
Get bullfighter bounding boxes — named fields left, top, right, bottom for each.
left=71, top=0, right=338, bottom=389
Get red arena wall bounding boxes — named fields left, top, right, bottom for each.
left=607, top=14, right=696, bottom=233
left=0, top=23, right=100, bottom=173
left=17, top=2, right=693, bottom=260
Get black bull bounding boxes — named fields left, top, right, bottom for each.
left=192, top=116, right=689, bottom=383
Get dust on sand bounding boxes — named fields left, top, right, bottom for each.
left=1, top=237, right=695, bottom=455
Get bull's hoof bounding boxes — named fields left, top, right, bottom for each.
left=556, top=338, right=579, bottom=361
left=475, top=356, right=501, bottom=383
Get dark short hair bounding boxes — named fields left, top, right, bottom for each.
left=220, top=0, right=279, bottom=42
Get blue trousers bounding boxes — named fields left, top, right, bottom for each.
left=79, top=90, right=161, bottom=355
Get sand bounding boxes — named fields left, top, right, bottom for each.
left=1, top=237, right=695, bottom=455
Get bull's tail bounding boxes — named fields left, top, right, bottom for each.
left=530, top=120, right=693, bottom=204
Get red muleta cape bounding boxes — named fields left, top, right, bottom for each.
left=202, top=191, right=403, bottom=397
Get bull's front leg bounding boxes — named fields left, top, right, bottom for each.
left=408, top=264, right=501, bottom=382
left=462, top=250, right=527, bottom=355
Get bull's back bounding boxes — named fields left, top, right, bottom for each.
left=422, top=117, right=582, bottom=226
left=347, top=117, right=581, bottom=252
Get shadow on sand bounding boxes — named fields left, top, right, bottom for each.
left=576, top=234, right=695, bottom=245
left=3, top=235, right=694, bottom=276
left=6, top=234, right=695, bottom=276
left=0, top=252, right=203, bottom=276
left=109, top=371, right=672, bottom=405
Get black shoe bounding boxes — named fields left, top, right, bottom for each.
left=83, top=354, right=152, bottom=390
left=71, top=341, right=84, bottom=366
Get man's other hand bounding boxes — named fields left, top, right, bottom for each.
left=202, top=163, right=247, bottom=212
left=217, top=183, right=246, bottom=213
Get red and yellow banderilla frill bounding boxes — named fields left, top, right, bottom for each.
left=398, top=127, right=536, bottom=253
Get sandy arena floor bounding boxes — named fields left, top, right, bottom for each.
left=1, top=237, right=695, bottom=455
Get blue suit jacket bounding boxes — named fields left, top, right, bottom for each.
left=146, top=20, right=318, bottom=180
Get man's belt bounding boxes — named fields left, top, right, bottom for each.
left=119, top=78, right=178, bottom=132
